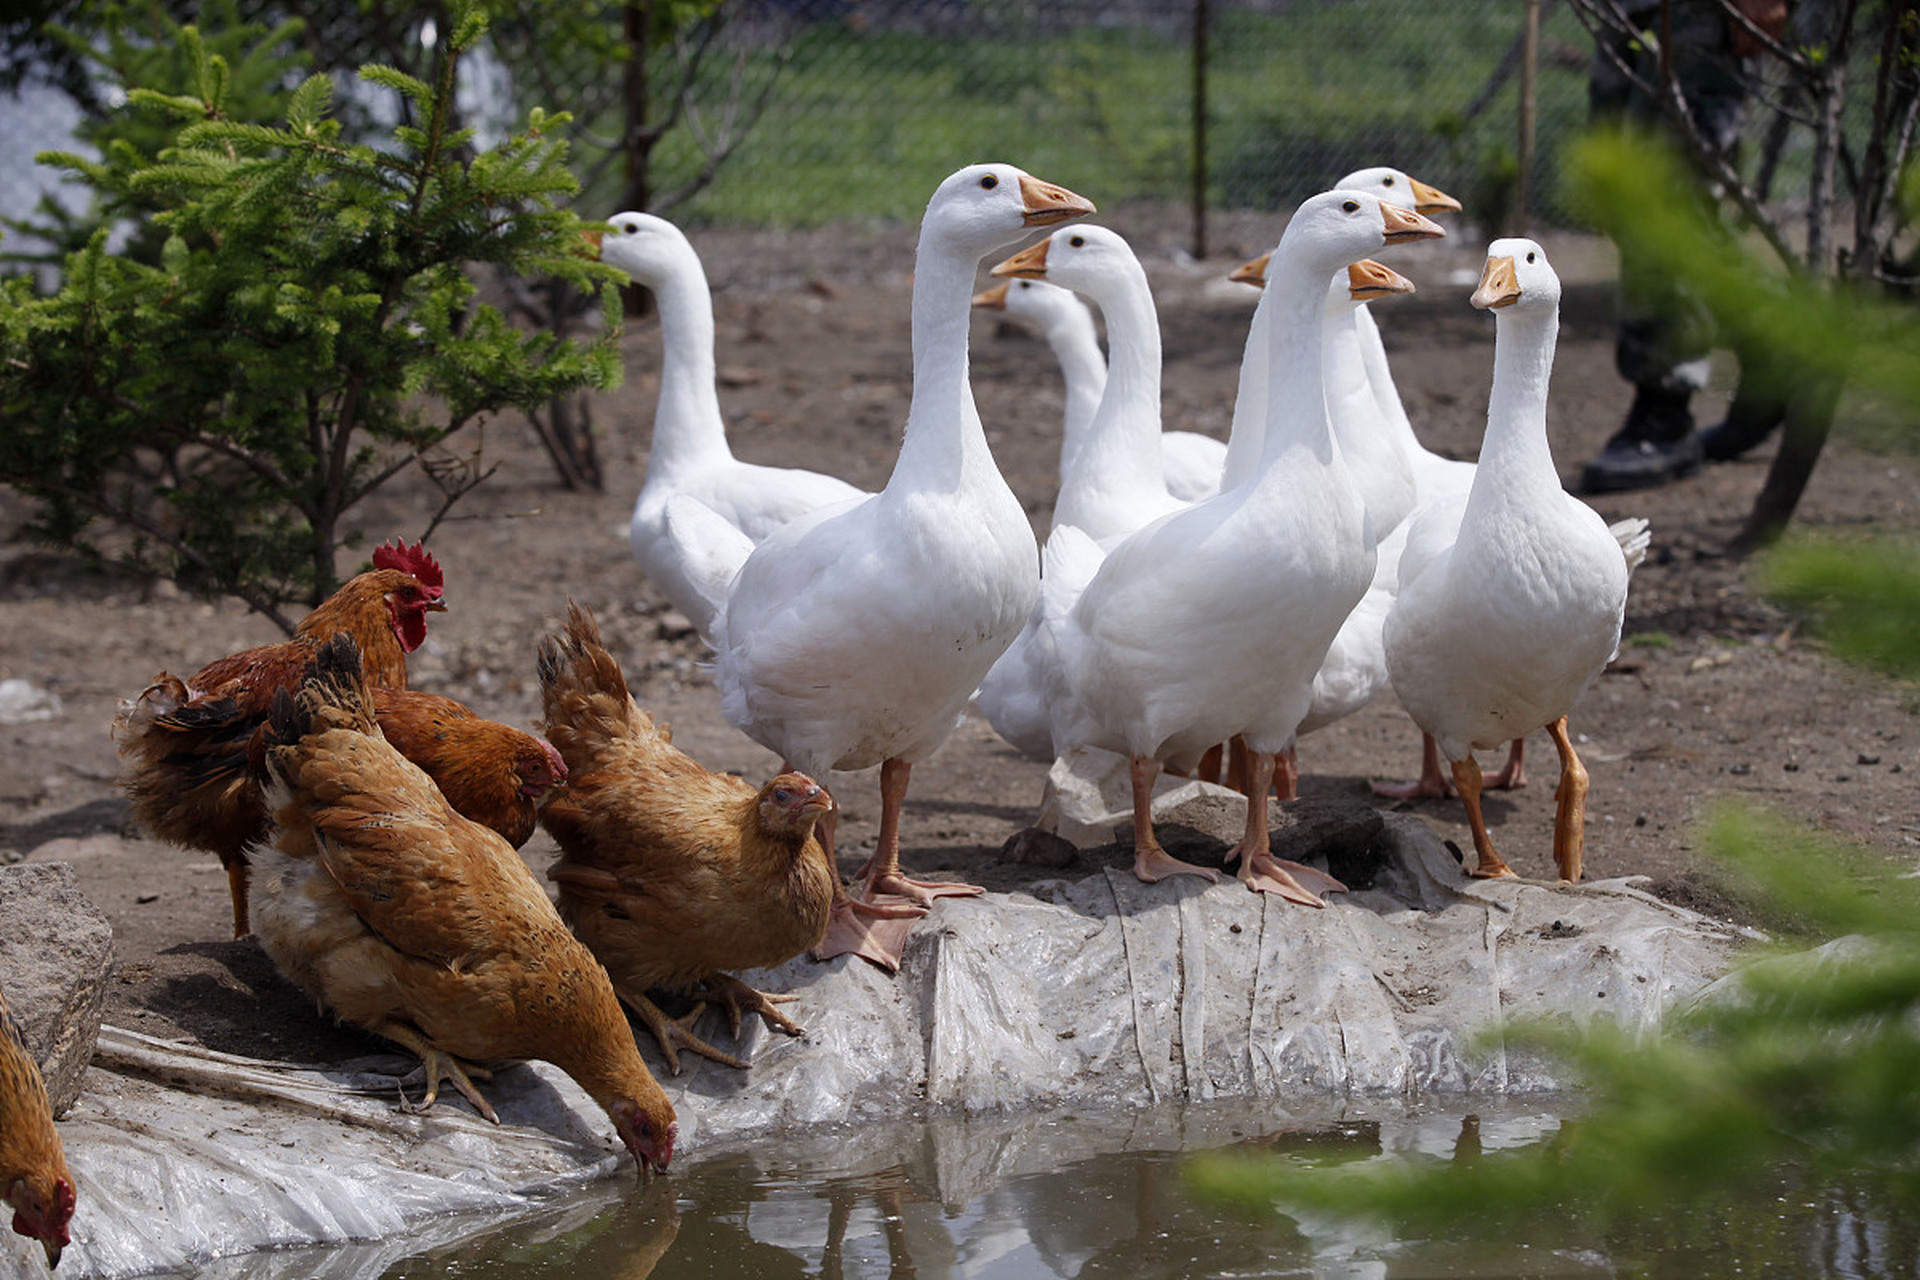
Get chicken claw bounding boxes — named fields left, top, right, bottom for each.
left=624, top=992, right=750, bottom=1074
left=695, top=972, right=806, bottom=1040
left=390, top=1041, right=499, bottom=1124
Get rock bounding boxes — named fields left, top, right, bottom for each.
left=1000, top=827, right=1077, bottom=869
left=0, top=862, right=113, bottom=1115
left=0, top=676, right=62, bottom=724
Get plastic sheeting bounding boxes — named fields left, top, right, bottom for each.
left=29, top=813, right=1755, bottom=1278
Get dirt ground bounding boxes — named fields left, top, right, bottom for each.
left=4, top=203, right=1918, bottom=1070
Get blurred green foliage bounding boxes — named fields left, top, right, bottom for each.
left=0, top=3, right=623, bottom=626
left=1189, top=128, right=1920, bottom=1257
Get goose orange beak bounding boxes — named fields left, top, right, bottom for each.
left=991, top=239, right=1052, bottom=279
left=1229, top=253, right=1270, bottom=288
left=1348, top=258, right=1415, bottom=301
left=1471, top=255, right=1521, bottom=309
left=1380, top=203, right=1446, bottom=244
left=1018, top=174, right=1095, bottom=227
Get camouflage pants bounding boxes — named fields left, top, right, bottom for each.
left=1590, top=1, right=1751, bottom=393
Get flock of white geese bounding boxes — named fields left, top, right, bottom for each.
left=597, top=162, right=1645, bottom=970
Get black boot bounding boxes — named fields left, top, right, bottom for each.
left=1580, top=385, right=1703, bottom=494
left=1699, top=377, right=1787, bottom=461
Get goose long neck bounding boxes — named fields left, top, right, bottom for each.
left=1255, top=254, right=1340, bottom=476
left=893, top=234, right=994, bottom=490
left=1474, top=302, right=1561, bottom=500
left=1326, top=296, right=1415, bottom=531
left=1062, top=271, right=1166, bottom=503
left=646, top=258, right=733, bottom=476
left=1048, top=308, right=1108, bottom=463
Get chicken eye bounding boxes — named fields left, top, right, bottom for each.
left=980, top=173, right=998, bottom=190
left=773, top=788, right=791, bottom=803
left=1342, top=199, right=1360, bottom=213
left=1069, top=235, right=1084, bottom=247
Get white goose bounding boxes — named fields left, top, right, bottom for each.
left=973, top=223, right=1190, bottom=764
left=974, top=273, right=1225, bottom=504
left=972, top=276, right=1107, bottom=470
left=1384, top=238, right=1634, bottom=882
left=600, top=212, right=869, bottom=641
left=1043, top=191, right=1444, bottom=900
left=708, top=163, right=1094, bottom=969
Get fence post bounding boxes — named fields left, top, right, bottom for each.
left=1518, top=0, right=1540, bottom=231
left=1192, top=0, right=1210, bottom=260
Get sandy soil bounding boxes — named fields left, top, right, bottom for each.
left=4, top=205, right=1918, bottom=1069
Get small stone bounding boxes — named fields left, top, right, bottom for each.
left=1859, top=753, right=1882, bottom=766
left=1729, top=762, right=1752, bottom=776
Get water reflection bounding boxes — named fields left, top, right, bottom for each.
left=355, top=1100, right=1916, bottom=1280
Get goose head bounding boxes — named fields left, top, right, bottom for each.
left=1334, top=165, right=1463, bottom=216
left=971, top=275, right=1086, bottom=330
left=1472, top=238, right=1561, bottom=313
left=597, top=211, right=699, bottom=289
left=989, top=223, right=1143, bottom=304
left=921, top=163, right=1095, bottom=259
left=1278, top=189, right=1446, bottom=279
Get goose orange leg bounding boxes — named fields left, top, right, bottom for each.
left=1451, top=753, right=1516, bottom=879
left=1372, top=732, right=1453, bottom=800
left=1546, top=717, right=1588, bottom=883
left=1484, top=737, right=1528, bottom=790
left=853, top=758, right=984, bottom=905
left=1228, top=747, right=1344, bottom=905
left=1129, top=754, right=1220, bottom=884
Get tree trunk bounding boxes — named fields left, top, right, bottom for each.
left=1732, top=371, right=1844, bottom=553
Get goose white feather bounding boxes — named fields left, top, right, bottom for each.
left=1044, top=190, right=1445, bottom=894
left=707, top=164, right=1094, bottom=967
left=1383, top=238, right=1635, bottom=882
left=601, top=211, right=868, bottom=640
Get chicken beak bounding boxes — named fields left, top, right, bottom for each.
left=990, top=239, right=1050, bottom=279
left=1017, top=173, right=1096, bottom=228
left=1228, top=253, right=1270, bottom=289
left=1471, top=255, right=1522, bottom=310
left=1348, top=258, right=1415, bottom=301
left=1408, top=176, right=1463, bottom=215
left=1379, top=203, right=1446, bottom=244
left=972, top=282, right=1010, bottom=310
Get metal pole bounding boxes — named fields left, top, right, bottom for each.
left=1518, top=0, right=1540, bottom=231
left=1192, top=0, right=1209, bottom=260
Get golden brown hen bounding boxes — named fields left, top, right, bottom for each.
left=367, top=689, right=567, bottom=850
left=114, top=539, right=447, bottom=937
left=251, top=634, right=676, bottom=1173
left=1, top=983, right=75, bottom=1270
left=536, top=603, right=836, bottom=1074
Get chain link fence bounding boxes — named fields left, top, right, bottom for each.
left=563, top=0, right=1603, bottom=238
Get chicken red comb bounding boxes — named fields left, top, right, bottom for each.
left=371, top=539, right=444, bottom=597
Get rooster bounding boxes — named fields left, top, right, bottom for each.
left=1, top=983, right=74, bottom=1270
left=251, top=634, right=676, bottom=1173
left=115, top=540, right=560, bottom=937
left=537, top=603, right=835, bottom=1074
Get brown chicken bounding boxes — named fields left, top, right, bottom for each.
left=113, top=540, right=567, bottom=938
left=115, top=538, right=446, bottom=935
left=251, top=634, right=676, bottom=1173
left=1, top=984, right=75, bottom=1270
left=536, top=603, right=836, bottom=1074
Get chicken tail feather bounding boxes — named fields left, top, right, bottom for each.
left=537, top=602, right=663, bottom=771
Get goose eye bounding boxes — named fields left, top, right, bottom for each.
left=980, top=173, right=998, bottom=190
left=1526, top=251, right=1537, bottom=263
left=1017, top=280, right=1031, bottom=289
left=622, top=222, right=638, bottom=234
left=1383, top=176, right=1396, bottom=186
left=1342, top=200, right=1360, bottom=213
left=1069, top=235, right=1085, bottom=247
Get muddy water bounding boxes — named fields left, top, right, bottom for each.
left=207, top=1098, right=1904, bottom=1279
